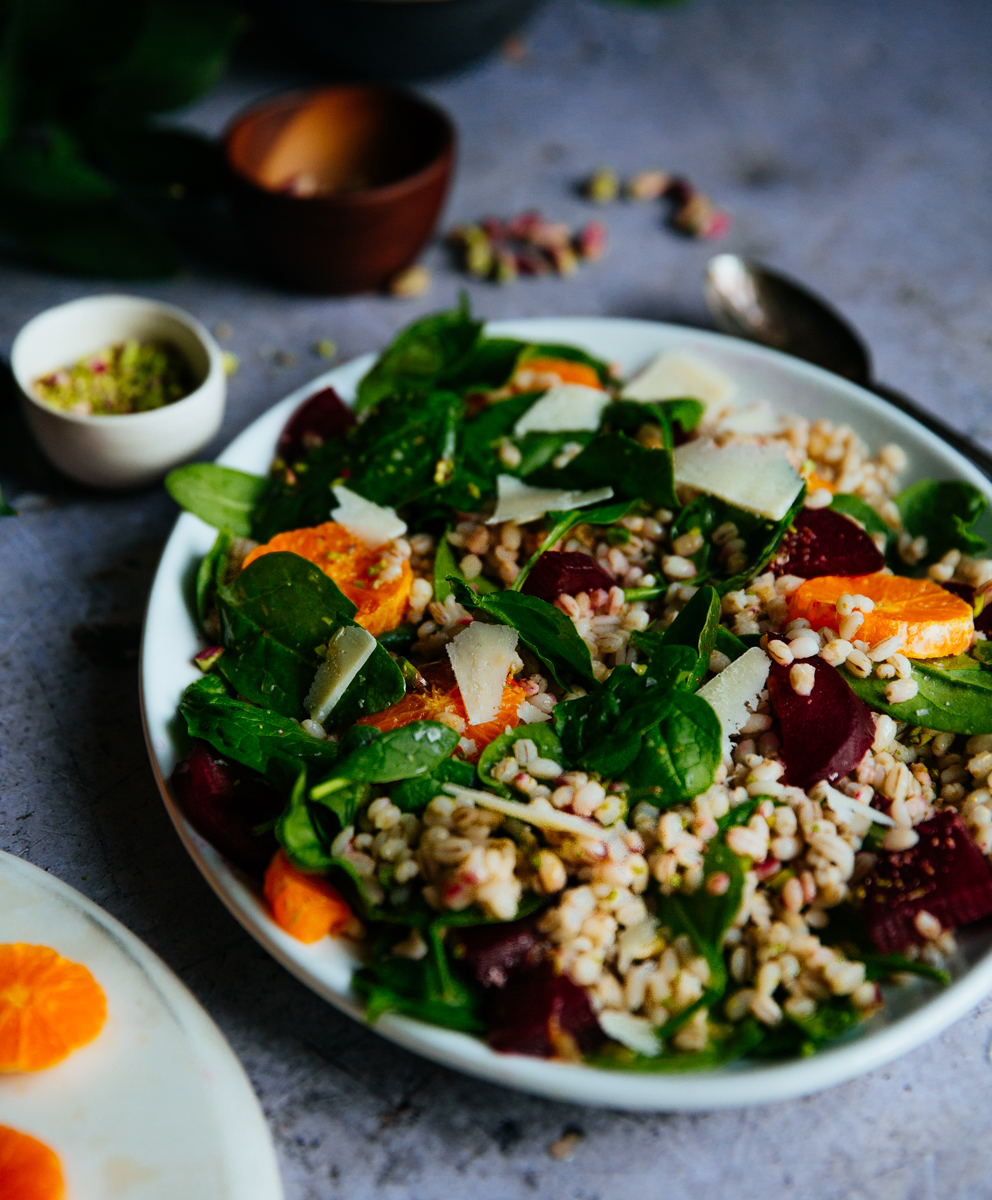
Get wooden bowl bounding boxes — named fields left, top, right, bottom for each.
left=225, top=87, right=455, bottom=294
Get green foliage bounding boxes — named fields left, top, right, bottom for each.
left=550, top=431, right=679, bottom=511
left=829, top=493, right=890, bottom=538
left=894, top=480, right=989, bottom=565
left=166, top=464, right=268, bottom=537
left=624, top=690, right=723, bottom=802
left=511, top=498, right=641, bottom=592
left=657, top=585, right=721, bottom=690
left=841, top=653, right=992, bottom=735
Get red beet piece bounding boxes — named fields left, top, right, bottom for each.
left=487, top=962, right=604, bottom=1057
left=453, top=918, right=544, bottom=988
left=767, top=646, right=876, bottom=789
left=276, top=387, right=355, bottom=466
left=521, top=552, right=616, bottom=604
left=943, top=582, right=992, bottom=633
left=171, top=740, right=282, bottom=875
left=861, top=810, right=992, bottom=953
left=773, top=507, right=884, bottom=579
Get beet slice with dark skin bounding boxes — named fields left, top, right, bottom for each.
left=171, top=740, right=282, bottom=875
left=452, top=917, right=544, bottom=988
left=860, top=810, right=992, bottom=953
left=277, top=387, right=355, bottom=466
left=486, top=961, right=604, bottom=1057
left=521, top=551, right=616, bottom=604
left=767, top=645, right=876, bottom=789
left=773, top=506, right=885, bottom=579
left=944, top=581, right=992, bottom=633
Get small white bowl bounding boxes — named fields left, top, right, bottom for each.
left=11, top=294, right=226, bottom=489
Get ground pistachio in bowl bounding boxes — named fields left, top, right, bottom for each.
left=34, top=338, right=194, bottom=416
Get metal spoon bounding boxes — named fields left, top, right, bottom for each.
left=704, top=253, right=992, bottom=481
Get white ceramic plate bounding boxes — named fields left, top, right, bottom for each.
left=140, top=318, right=992, bottom=1112
left=0, top=851, right=283, bottom=1198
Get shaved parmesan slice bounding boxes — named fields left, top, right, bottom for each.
left=513, top=383, right=611, bottom=437
left=715, top=401, right=787, bottom=436
left=305, top=625, right=377, bottom=724
left=330, top=484, right=407, bottom=548
left=598, top=1010, right=661, bottom=1057
left=622, top=351, right=736, bottom=416
left=814, top=781, right=896, bottom=828
left=442, top=784, right=606, bottom=841
left=673, top=440, right=803, bottom=521
left=697, top=647, right=770, bottom=754
left=486, top=474, right=613, bottom=525
left=446, top=622, right=519, bottom=726
left=516, top=699, right=552, bottom=724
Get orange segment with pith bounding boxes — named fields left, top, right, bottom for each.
left=0, top=1126, right=64, bottom=1200
left=787, top=573, right=974, bottom=659
left=264, top=850, right=353, bottom=943
left=358, top=661, right=528, bottom=758
left=0, top=944, right=107, bottom=1073
left=512, top=356, right=602, bottom=392
left=243, top=521, right=412, bottom=636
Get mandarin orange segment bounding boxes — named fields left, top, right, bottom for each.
left=264, top=850, right=353, bottom=943
left=358, top=661, right=527, bottom=758
left=242, top=521, right=412, bottom=636
left=805, top=471, right=836, bottom=495
left=0, top=1126, right=64, bottom=1200
left=787, top=573, right=974, bottom=659
left=0, top=945, right=106, bottom=1073
left=512, top=356, right=602, bottom=391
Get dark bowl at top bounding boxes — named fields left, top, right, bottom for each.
left=225, top=86, right=455, bottom=294
left=273, top=0, right=544, bottom=82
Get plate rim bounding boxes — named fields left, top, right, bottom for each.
left=0, top=849, right=284, bottom=1199
left=140, top=316, right=992, bottom=1112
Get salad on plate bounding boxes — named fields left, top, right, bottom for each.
left=165, top=300, right=992, bottom=1070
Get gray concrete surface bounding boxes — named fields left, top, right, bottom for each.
left=2, top=1, right=991, bottom=1196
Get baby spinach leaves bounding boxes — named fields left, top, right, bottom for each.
left=355, top=297, right=483, bottom=415
left=313, top=721, right=458, bottom=793
left=624, top=691, right=723, bottom=803
left=829, top=493, right=889, bottom=539
left=895, top=480, right=989, bottom=565
left=449, top=579, right=596, bottom=686
left=165, top=463, right=268, bottom=536
left=841, top=653, right=992, bottom=735
left=655, top=585, right=721, bottom=690
left=550, top=431, right=678, bottom=511
left=195, top=526, right=234, bottom=632
left=478, top=724, right=564, bottom=796
left=180, top=674, right=340, bottom=780
left=392, top=758, right=476, bottom=812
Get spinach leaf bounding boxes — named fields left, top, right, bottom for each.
left=860, top=953, right=950, bottom=986
left=829, top=493, right=890, bottom=538
left=592, top=1016, right=764, bottom=1072
left=392, top=758, right=477, bottom=812
left=895, top=480, right=989, bottom=564
left=974, top=641, right=992, bottom=667
left=165, top=463, right=268, bottom=536
left=515, top=429, right=597, bottom=478
left=717, top=796, right=762, bottom=833
left=438, top=337, right=525, bottom=394
left=512, top=498, right=641, bottom=591
left=433, top=532, right=461, bottom=604
left=276, top=767, right=334, bottom=872
left=659, top=398, right=705, bottom=435
left=354, top=927, right=485, bottom=1032
left=841, top=654, right=992, bottom=735
left=450, top=579, right=596, bottom=686
left=320, top=644, right=406, bottom=727
left=180, top=674, right=341, bottom=779
left=195, top=526, right=234, bottom=633
left=313, top=721, right=458, bottom=790
left=375, top=624, right=416, bottom=654
left=355, top=297, right=483, bottom=415
left=478, top=723, right=565, bottom=796
left=658, top=585, right=721, bottom=690
left=754, top=996, right=862, bottom=1058
left=550, top=431, right=678, bottom=511
left=625, top=690, right=723, bottom=802
left=715, top=625, right=749, bottom=663
left=602, top=399, right=676, bottom=450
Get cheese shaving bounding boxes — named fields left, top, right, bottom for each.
left=486, top=474, right=613, bottom=525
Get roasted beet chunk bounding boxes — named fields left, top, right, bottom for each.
left=487, top=962, right=603, bottom=1057
left=774, top=507, right=884, bottom=579
left=277, top=387, right=355, bottom=465
left=767, top=648, right=875, bottom=789
left=453, top=918, right=544, bottom=988
left=521, top=552, right=616, bottom=604
left=943, top=581, right=992, bottom=633
left=171, top=740, right=282, bottom=875
left=861, top=810, right=992, bottom=953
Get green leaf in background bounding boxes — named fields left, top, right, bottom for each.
left=714, top=625, right=748, bottom=663
left=477, top=723, right=564, bottom=796
left=829, top=492, right=890, bottom=538
left=355, top=297, right=483, bottom=415
left=276, top=766, right=333, bottom=873
left=180, top=674, right=340, bottom=780
left=518, top=341, right=613, bottom=387
left=841, top=653, right=992, bottom=735
left=313, top=721, right=458, bottom=792
left=895, top=480, right=989, bottom=565
left=166, top=464, right=268, bottom=536
left=436, top=336, right=524, bottom=394
left=195, top=526, right=233, bottom=632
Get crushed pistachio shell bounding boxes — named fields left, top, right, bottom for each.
left=34, top=339, right=193, bottom=415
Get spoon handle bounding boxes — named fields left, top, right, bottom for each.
left=868, top=382, right=992, bottom=485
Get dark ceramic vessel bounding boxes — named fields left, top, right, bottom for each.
left=277, top=0, right=543, bottom=82
left=225, top=86, right=455, bottom=294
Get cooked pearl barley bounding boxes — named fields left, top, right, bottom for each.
left=805, top=487, right=833, bottom=509
left=529, top=757, right=564, bottom=779
left=869, top=634, right=906, bottom=662
left=767, top=640, right=794, bottom=666
left=839, top=612, right=865, bottom=641
left=882, top=827, right=919, bottom=851
left=845, top=648, right=872, bottom=678
left=790, top=663, right=816, bottom=696
left=788, top=634, right=820, bottom=659
left=914, top=910, right=942, bottom=940
left=885, top=678, right=919, bottom=704
left=820, top=638, right=854, bottom=667
left=662, top=555, right=698, bottom=580
left=673, top=531, right=704, bottom=557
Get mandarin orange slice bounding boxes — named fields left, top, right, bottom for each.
left=0, top=1126, right=64, bottom=1200
left=242, top=521, right=412, bottom=636
left=787, top=573, right=974, bottom=659
left=512, top=356, right=602, bottom=391
left=0, top=944, right=106, bottom=1073
left=264, top=850, right=353, bottom=943
left=358, top=662, right=527, bottom=757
